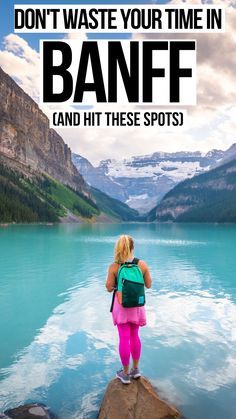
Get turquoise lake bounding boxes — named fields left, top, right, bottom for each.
left=0, top=223, right=236, bottom=419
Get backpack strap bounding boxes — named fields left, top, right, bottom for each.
left=120, top=258, right=139, bottom=266
left=110, top=268, right=118, bottom=313
left=110, top=287, right=117, bottom=312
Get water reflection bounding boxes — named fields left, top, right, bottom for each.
left=0, top=279, right=115, bottom=414
left=0, top=279, right=236, bottom=416
left=0, top=224, right=236, bottom=419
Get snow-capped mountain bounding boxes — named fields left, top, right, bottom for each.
left=72, top=146, right=235, bottom=213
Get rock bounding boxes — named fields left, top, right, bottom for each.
left=4, top=403, right=54, bottom=419
left=0, top=66, right=87, bottom=195
left=98, top=377, right=180, bottom=419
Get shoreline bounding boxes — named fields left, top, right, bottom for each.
left=2, top=221, right=236, bottom=227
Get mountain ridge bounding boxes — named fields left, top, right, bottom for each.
left=0, top=66, right=138, bottom=223
left=73, top=145, right=236, bottom=214
left=2, top=65, right=236, bottom=223
left=147, top=157, right=236, bottom=223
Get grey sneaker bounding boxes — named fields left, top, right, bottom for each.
left=130, top=367, right=141, bottom=379
left=116, top=369, right=131, bottom=384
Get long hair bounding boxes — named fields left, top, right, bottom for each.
left=114, top=235, right=134, bottom=264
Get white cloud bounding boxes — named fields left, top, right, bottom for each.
left=64, top=32, right=87, bottom=41
left=0, top=34, right=40, bottom=101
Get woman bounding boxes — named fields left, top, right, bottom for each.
left=106, top=234, right=152, bottom=384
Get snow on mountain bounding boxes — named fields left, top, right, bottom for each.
left=105, top=158, right=210, bottom=181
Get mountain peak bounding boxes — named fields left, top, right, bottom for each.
left=73, top=147, right=229, bottom=214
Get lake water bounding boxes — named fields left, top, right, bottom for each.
left=0, top=223, right=236, bottom=419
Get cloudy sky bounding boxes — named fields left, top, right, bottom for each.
left=0, top=0, right=235, bottom=165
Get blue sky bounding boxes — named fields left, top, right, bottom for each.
left=0, top=0, right=168, bottom=49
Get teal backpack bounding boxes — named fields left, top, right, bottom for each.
left=110, top=258, right=145, bottom=311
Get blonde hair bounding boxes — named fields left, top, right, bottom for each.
left=114, top=235, right=134, bottom=264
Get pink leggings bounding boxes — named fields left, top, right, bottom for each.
left=117, top=323, right=141, bottom=366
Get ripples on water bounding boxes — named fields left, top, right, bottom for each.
left=0, top=224, right=236, bottom=419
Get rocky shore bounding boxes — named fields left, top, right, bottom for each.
left=0, top=377, right=180, bottom=419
